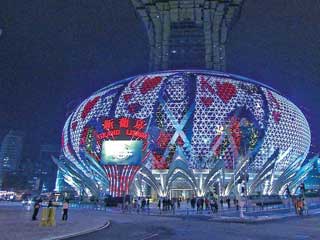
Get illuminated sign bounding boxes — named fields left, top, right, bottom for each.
left=101, top=140, right=142, bottom=165
left=97, top=118, right=148, bottom=140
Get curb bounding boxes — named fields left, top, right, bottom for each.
left=45, top=220, right=111, bottom=240
left=209, top=216, right=287, bottom=224
left=209, top=211, right=320, bottom=224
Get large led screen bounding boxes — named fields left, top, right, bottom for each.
left=101, top=140, right=142, bottom=165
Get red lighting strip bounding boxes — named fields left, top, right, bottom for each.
left=104, top=165, right=142, bottom=197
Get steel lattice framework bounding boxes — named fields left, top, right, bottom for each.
left=60, top=70, right=311, bottom=197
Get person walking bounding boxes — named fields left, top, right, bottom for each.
left=220, top=198, right=223, bottom=209
left=158, top=198, right=162, bottom=213
left=137, top=197, right=141, bottom=213
left=205, top=198, right=209, bottom=210
left=32, top=200, right=41, bottom=220
left=62, top=200, right=69, bottom=221
left=226, top=197, right=231, bottom=209
left=196, top=198, right=202, bottom=213
left=141, top=198, right=146, bottom=212
left=200, top=198, right=204, bottom=212
left=210, top=198, right=215, bottom=214
left=296, top=197, right=304, bottom=216
left=191, top=197, right=196, bottom=210
left=214, top=199, right=219, bottom=213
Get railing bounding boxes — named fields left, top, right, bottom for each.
left=2, top=197, right=320, bottom=218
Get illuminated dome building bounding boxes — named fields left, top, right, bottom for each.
left=59, top=70, right=311, bottom=198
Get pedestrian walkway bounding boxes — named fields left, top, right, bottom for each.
left=97, top=200, right=320, bottom=223
left=0, top=204, right=109, bottom=240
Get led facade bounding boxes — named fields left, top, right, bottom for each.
left=61, top=70, right=311, bottom=197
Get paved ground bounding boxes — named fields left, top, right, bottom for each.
left=1, top=201, right=320, bottom=240
left=0, top=203, right=108, bottom=240
left=66, top=212, right=320, bottom=240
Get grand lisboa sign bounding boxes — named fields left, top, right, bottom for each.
left=61, top=70, right=311, bottom=197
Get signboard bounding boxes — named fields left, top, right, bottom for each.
left=101, top=140, right=142, bottom=165
left=96, top=118, right=148, bottom=141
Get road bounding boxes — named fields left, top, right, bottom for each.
left=67, top=213, right=320, bottom=240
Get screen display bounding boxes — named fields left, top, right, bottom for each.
left=101, top=140, right=142, bottom=165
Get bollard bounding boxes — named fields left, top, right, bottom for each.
left=40, top=208, right=48, bottom=227
left=47, top=207, right=56, bottom=227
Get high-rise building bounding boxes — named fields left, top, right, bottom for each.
left=0, top=130, right=25, bottom=172
left=0, top=130, right=25, bottom=190
left=131, top=0, right=244, bottom=71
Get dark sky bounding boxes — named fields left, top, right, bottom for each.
left=0, top=0, right=319, bottom=158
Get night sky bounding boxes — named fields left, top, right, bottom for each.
left=0, top=0, right=319, bottom=159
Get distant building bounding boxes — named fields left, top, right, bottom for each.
left=131, top=0, right=244, bottom=71
left=0, top=130, right=25, bottom=189
left=0, top=130, right=25, bottom=171
left=37, top=144, right=60, bottom=192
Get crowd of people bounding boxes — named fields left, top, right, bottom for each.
left=31, top=191, right=309, bottom=220
left=122, top=195, right=240, bottom=215
left=157, top=197, right=181, bottom=213
left=188, top=196, right=237, bottom=214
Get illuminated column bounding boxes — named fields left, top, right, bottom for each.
left=104, top=165, right=141, bottom=197
left=160, top=173, right=166, bottom=196
left=198, top=173, right=204, bottom=196
left=131, top=0, right=244, bottom=71
left=97, top=118, right=149, bottom=198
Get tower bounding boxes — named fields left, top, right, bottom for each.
left=131, top=0, right=244, bottom=71
left=0, top=130, right=24, bottom=172
left=0, top=130, right=25, bottom=189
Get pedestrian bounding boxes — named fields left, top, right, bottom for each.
left=235, top=199, right=239, bottom=211
left=146, top=198, right=150, bottom=209
left=214, top=199, right=219, bottom=213
left=220, top=198, right=223, bottom=209
left=196, top=198, right=201, bottom=213
left=205, top=198, right=209, bottom=210
left=141, top=198, right=146, bottom=212
left=32, top=200, right=41, bottom=220
left=162, top=198, right=166, bottom=211
left=171, top=199, right=175, bottom=214
left=158, top=198, right=161, bottom=212
left=191, top=197, right=196, bottom=209
left=168, top=199, right=171, bottom=211
left=296, top=197, right=304, bottom=216
left=226, top=197, right=231, bottom=209
left=48, top=200, right=53, bottom=208
left=200, top=198, right=204, bottom=212
left=62, top=200, right=69, bottom=221
left=210, top=199, right=215, bottom=214
left=124, top=199, right=130, bottom=213
left=137, top=197, right=141, bottom=213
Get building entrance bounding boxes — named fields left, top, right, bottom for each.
left=169, top=189, right=195, bottom=200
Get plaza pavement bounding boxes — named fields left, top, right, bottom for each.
left=67, top=210, right=320, bottom=240
left=1, top=200, right=320, bottom=240
left=0, top=202, right=109, bottom=240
